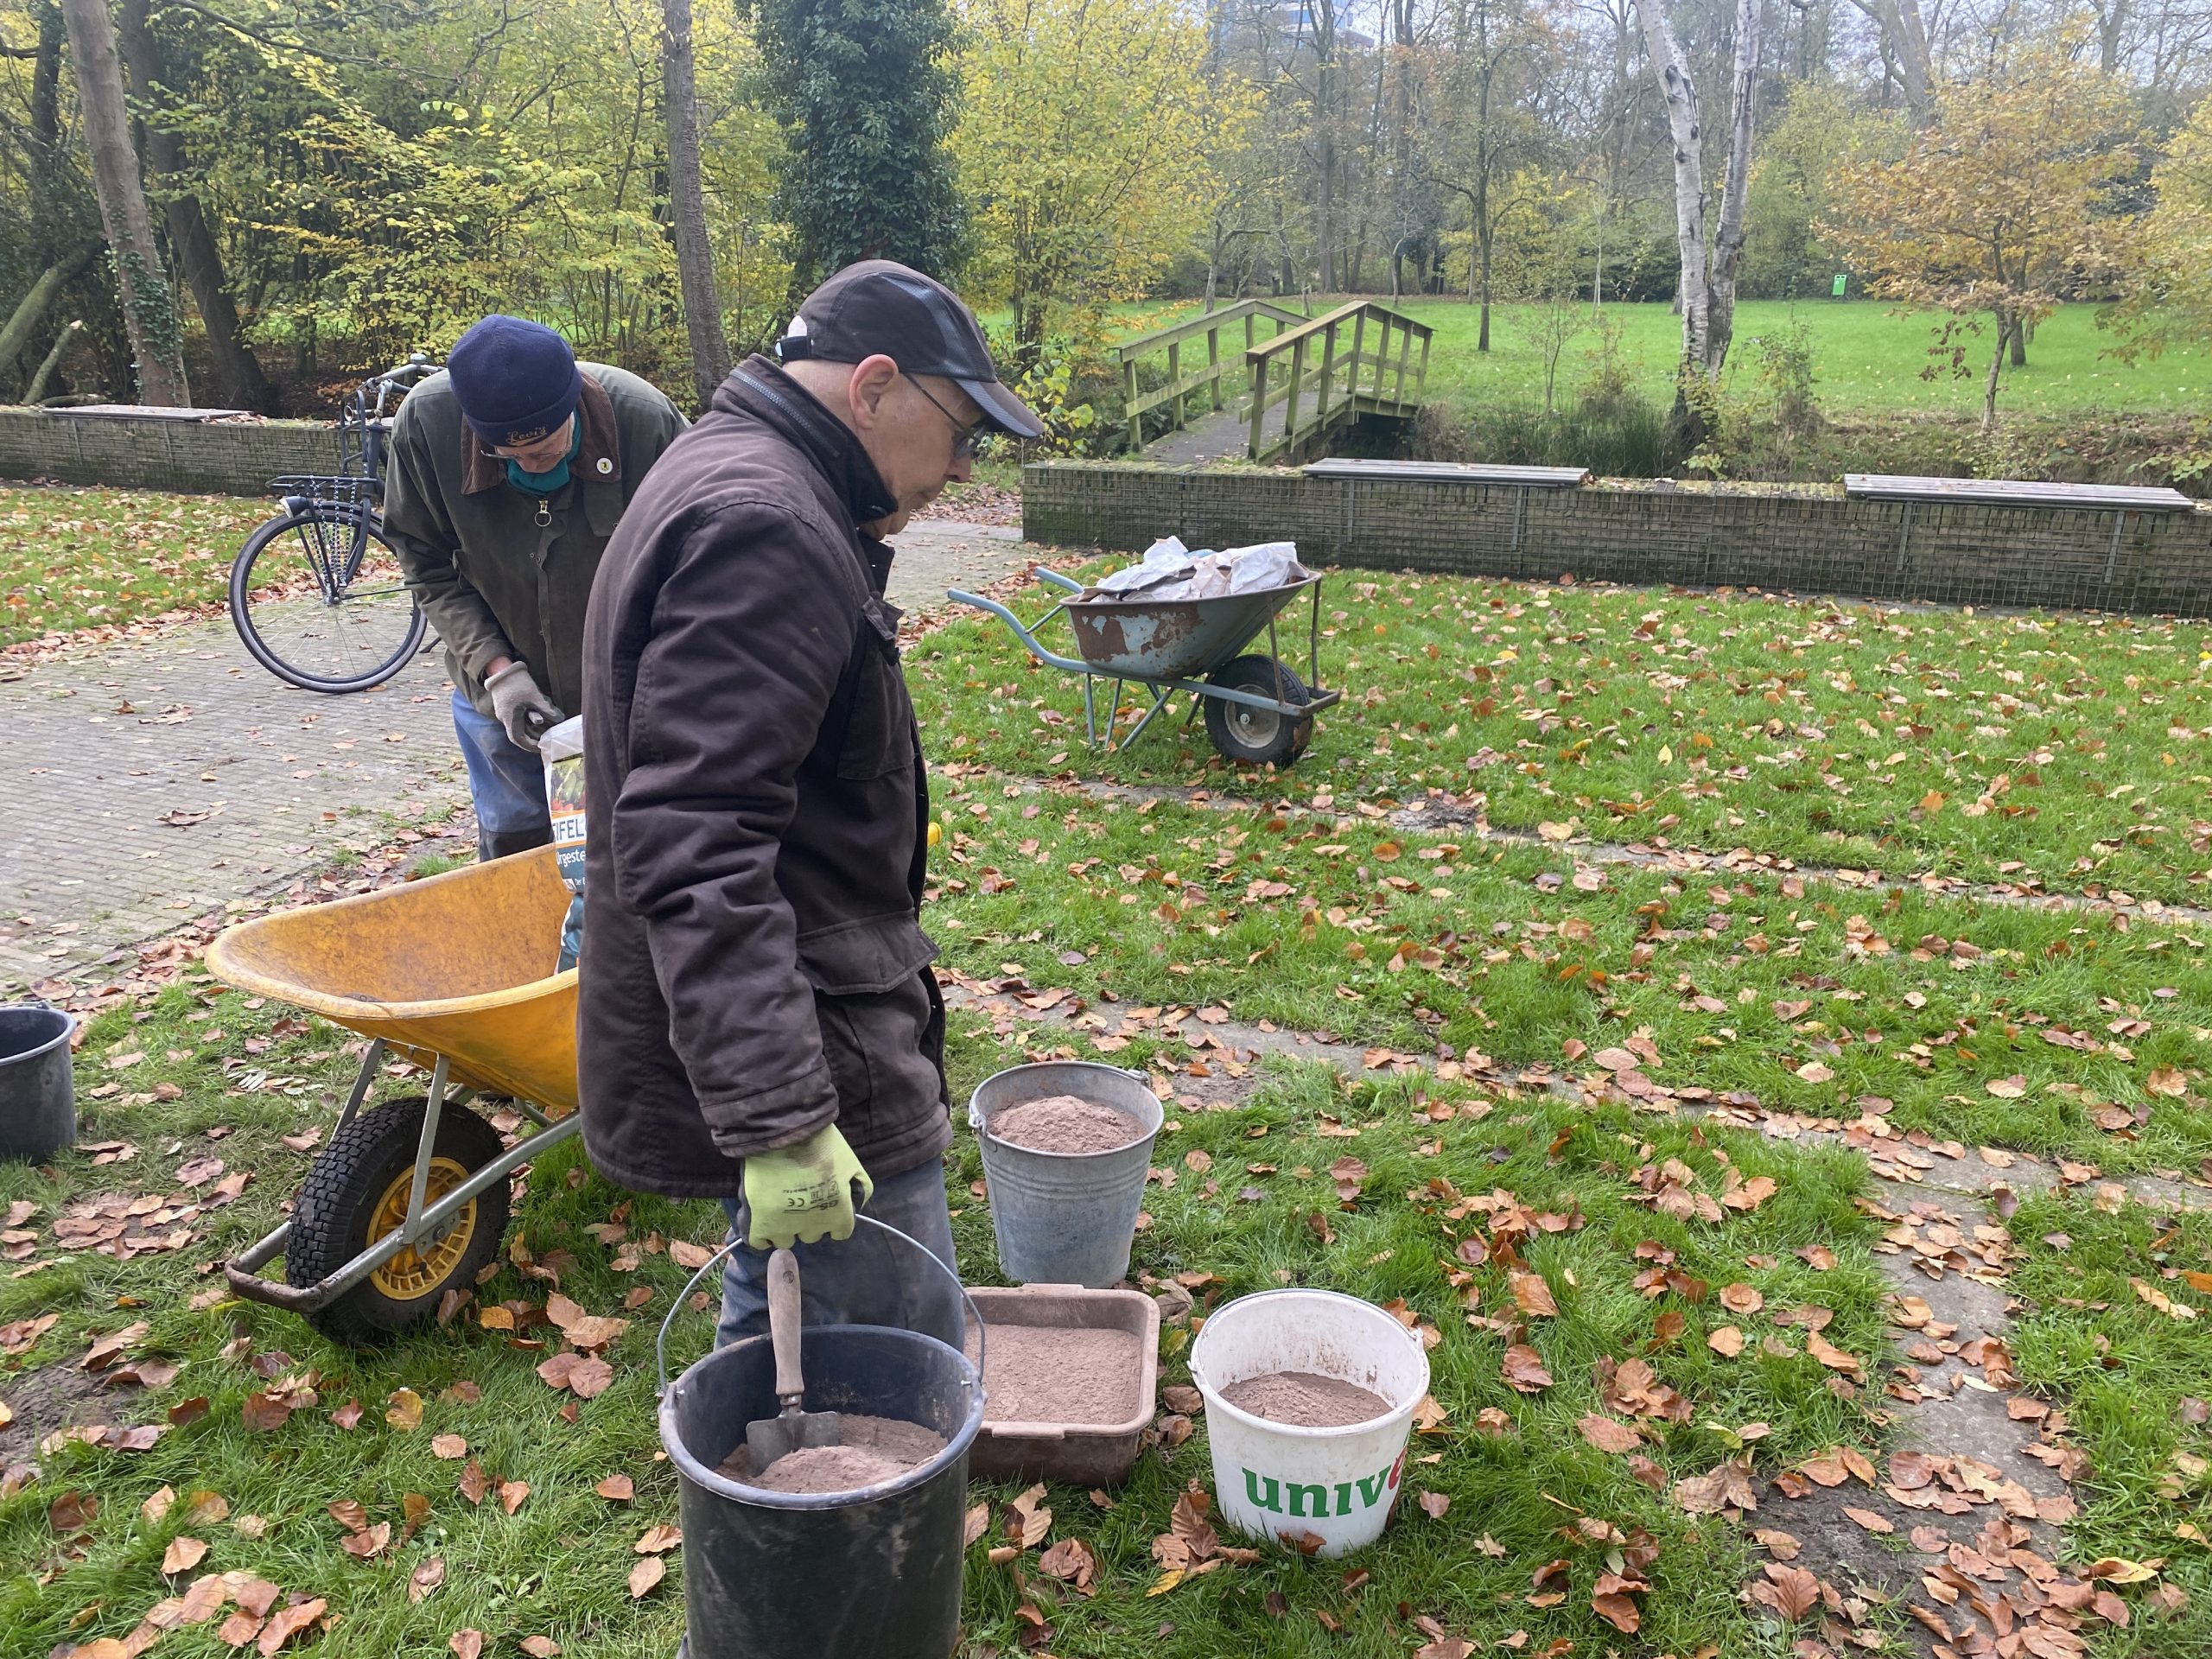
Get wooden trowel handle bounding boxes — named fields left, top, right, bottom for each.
left=766, top=1248, right=804, bottom=1403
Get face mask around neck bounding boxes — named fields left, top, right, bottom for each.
left=505, top=421, right=582, bottom=496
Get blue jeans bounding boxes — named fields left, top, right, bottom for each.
left=451, top=690, right=551, bottom=845
left=716, top=1155, right=963, bottom=1352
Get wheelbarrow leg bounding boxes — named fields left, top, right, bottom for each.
left=334, top=1037, right=385, bottom=1135
left=1083, top=672, right=1098, bottom=747
left=1105, top=679, right=1126, bottom=747
left=1119, top=683, right=1175, bottom=749
left=404, top=1054, right=450, bottom=1235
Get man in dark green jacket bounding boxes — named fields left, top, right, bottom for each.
left=383, top=315, right=686, bottom=861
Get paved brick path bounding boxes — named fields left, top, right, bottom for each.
left=0, top=519, right=1034, bottom=992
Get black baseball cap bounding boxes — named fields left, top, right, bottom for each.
left=776, top=260, right=1045, bottom=440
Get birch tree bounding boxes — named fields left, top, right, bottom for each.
left=1632, top=0, right=1761, bottom=431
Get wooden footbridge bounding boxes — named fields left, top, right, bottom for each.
left=1117, top=299, right=1432, bottom=465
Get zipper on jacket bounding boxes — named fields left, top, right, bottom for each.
left=535, top=499, right=550, bottom=527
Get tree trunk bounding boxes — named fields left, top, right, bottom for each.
left=116, top=0, right=270, bottom=410
left=28, top=319, right=83, bottom=402
left=2007, top=315, right=2027, bottom=367
left=1635, top=0, right=1759, bottom=390
left=1707, top=0, right=1761, bottom=374
left=1635, top=0, right=1713, bottom=378
left=1981, top=311, right=2005, bottom=431
left=1477, top=206, right=1493, bottom=351
left=1844, top=0, right=1931, bottom=122
left=661, top=0, right=730, bottom=409
left=1316, top=109, right=1337, bottom=292
left=0, top=246, right=96, bottom=384
left=59, top=0, right=188, bottom=404
left=2093, top=0, right=2130, bottom=73
left=30, top=0, right=62, bottom=157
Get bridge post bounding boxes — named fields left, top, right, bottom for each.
left=1315, top=318, right=1338, bottom=446
left=1168, top=340, right=1183, bottom=431
left=1284, top=334, right=1307, bottom=453
left=1351, top=310, right=1368, bottom=406
left=1124, top=356, right=1142, bottom=454
left=1209, top=324, right=1222, bottom=413
left=1247, top=353, right=1268, bottom=460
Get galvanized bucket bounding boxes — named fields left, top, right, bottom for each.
left=969, top=1061, right=1163, bottom=1287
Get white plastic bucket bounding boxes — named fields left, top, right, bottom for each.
left=1187, top=1290, right=1430, bottom=1557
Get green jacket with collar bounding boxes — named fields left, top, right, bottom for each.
left=382, top=362, right=687, bottom=718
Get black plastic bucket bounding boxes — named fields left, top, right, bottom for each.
left=657, top=1220, right=986, bottom=1659
left=0, top=1003, right=74, bottom=1163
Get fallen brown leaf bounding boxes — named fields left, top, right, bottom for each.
left=1501, top=1344, right=1553, bottom=1393
left=162, top=1535, right=208, bottom=1574
left=256, top=1598, right=326, bottom=1655
left=1750, top=1563, right=1820, bottom=1621
left=1577, top=1414, right=1641, bottom=1454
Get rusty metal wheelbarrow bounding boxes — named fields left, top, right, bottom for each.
left=946, top=569, right=1341, bottom=766
left=205, top=848, right=579, bottom=1344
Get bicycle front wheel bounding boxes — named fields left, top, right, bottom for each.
left=230, top=506, right=426, bottom=693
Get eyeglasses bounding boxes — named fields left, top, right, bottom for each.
left=906, top=374, right=988, bottom=460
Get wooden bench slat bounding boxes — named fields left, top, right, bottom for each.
left=1845, top=474, right=2197, bottom=512
left=1303, top=459, right=1591, bottom=488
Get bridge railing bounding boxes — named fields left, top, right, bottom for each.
left=1116, top=299, right=1308, bottom=454
left=1246, top=301, right=1432, bottom=463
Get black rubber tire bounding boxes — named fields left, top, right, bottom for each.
left=1202, top=654, right=1315, bottom=768
left=284, top=1097, right=510, bottom=1346
left=230, top=505, right=427, bottom=693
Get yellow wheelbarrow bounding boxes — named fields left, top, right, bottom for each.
left=206, top=848, right=579, bottom=1344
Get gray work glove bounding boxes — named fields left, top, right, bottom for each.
left=484, top=661, right=564, bottom=752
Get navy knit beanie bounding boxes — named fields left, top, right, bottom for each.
left=447, top=316, right=583, bottom=446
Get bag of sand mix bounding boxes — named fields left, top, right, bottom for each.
left=540, top=716, right=587, bottom=973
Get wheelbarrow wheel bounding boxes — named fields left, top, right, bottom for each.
left=1203, top=655, right=1314, bottom=768
left=285, top=1097, right=511, bottom=1345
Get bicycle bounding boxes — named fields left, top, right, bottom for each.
left=229, top=353, right=437, bottom=693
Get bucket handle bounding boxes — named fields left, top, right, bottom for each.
left=654, top=1213, right=986, bottom=1400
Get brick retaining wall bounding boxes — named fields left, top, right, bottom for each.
left=0, top=407, right=336, bottom=496
left=1022, top=461, right=2212, bottom=615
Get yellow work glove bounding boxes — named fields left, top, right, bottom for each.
left=741, top=1123, right=874, bottom=1249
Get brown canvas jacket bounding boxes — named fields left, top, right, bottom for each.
left=575, top=356, right=948, bottom=1198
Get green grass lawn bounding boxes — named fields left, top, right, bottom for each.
left=914, top=563, right=2212, bottom=907
left=1110, top=298, right=2212, bottom=422
left=0, top=486, right=261, bottom=647
left=4, top=563, right=2210, bottom=1656
left=2, top=987, right=1895, bottom=1658
left=925, top=779, right=2212, bottom=1177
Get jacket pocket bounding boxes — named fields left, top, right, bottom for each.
left=796, top=912, right=938, bottom=995
left=836, top=597, right=914, bottom=782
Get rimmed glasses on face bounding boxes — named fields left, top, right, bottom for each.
left=906, top=374, right=989, bottom=460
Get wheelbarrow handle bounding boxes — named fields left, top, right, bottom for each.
left=654, top=1214, right=986, bottom=1397
left=944, top=586, right=1093, bottom=677
left=1034, top=567, right=1084, bottom=593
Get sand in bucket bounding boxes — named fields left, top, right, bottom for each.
left=1191, top=1289, right=1432, bottom=1557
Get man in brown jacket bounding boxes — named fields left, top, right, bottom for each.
left=577, top=263, right=1040, bottom=1344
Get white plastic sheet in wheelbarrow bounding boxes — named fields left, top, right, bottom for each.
left=1091, top=537, right=1307, bottom=601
